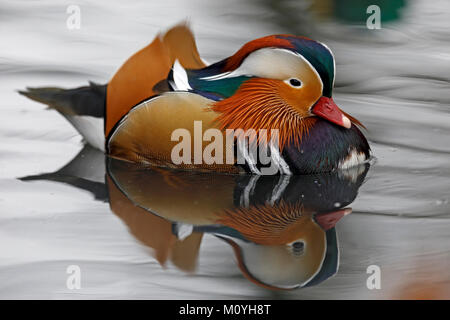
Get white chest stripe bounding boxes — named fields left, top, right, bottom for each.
left=237, top=138, right=293, bottom=175
left=270, top=175, right=291, bottom=205
left=240, top=175, right=260, bottom=208
left=270, top=144, right=292, bottom=175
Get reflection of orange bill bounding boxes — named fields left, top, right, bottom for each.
left=315, top=208, right=352, bottom=231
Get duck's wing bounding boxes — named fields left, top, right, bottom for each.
left=106, top=91, right=238, bottom=173
left=105, top=24, right=206, bottom=136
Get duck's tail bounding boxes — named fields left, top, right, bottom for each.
left=18, top=81, right=106, bottom=151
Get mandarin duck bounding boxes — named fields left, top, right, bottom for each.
left=20, top=23, right=370, bottom=174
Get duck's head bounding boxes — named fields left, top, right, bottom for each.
left=173, top=34, right=360, bottom=149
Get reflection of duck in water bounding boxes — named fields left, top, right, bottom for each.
left=107, top=158, right=368, bottom=289
left=212, top=206, right=349, bottom=289
left=21, top=146, right=369, bottom=290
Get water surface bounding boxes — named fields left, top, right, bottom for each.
left=0, top=0, right=449, bottom=299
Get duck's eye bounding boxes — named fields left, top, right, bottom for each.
left=287, top=240, right=305, bottom=256
left=288, top=78, right=302, bottom=88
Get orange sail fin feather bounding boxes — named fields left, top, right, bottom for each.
left=105, top=24, right=206, bottom=135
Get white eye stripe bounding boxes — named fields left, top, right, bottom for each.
left=198, top=48, right=323, bottom=96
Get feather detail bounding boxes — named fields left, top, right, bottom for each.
left=224, top=35, right=300, bottom=71
left=106, top=23, right=205, bottom=136
left=216, top=201, right=312, bottom=245
left=211, top=78, right=316, bottom=150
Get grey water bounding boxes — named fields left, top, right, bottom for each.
left=0, top=0, right=449, bottom=299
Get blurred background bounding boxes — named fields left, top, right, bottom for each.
left=0, top=0, right=449, bottom=299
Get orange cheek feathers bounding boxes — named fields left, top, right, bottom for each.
left=275, top=77, right=322, bottom=117
left=211, top=78, right=318, bottom=151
